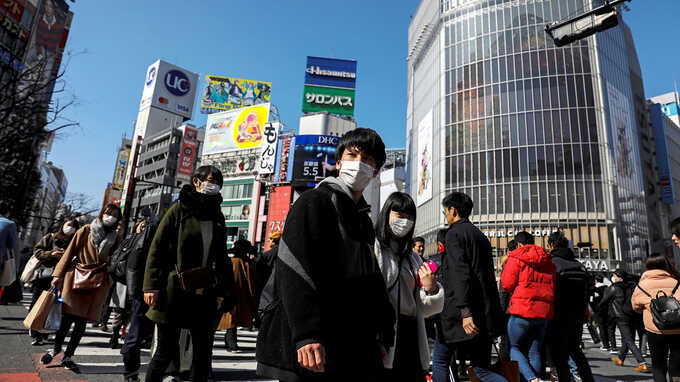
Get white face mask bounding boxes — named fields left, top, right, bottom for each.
left=62, top=225, right=76, bottom=235
left=339, top=160, right=375, bottom=192
left=200, top=181, right=221, bottom=195
left=390, top=217, right=414, bottom=238
left=102, top=214, right=118, bottom=227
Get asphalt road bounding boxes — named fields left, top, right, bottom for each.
left=0, top=291, right=654, bottom=381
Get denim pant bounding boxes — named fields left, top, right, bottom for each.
left=432, top=335, right=455, bottom=382
left=507, top=315, right=548, bottom=381
left=122, top=298, right=147, bottom=378
left=432, top=334, right=507, bottom=382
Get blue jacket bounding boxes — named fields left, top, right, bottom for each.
left=0, top=215, right=17, bottom=268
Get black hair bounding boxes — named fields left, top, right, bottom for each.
left=192, top=165, right=224, bottom=188
left=548, top=231, right=569, bottom=248
left=507, top=239, right=518, bottom=251
left=441, top=192, right=473, bottom=219
left=515, top=231, right=535, bottom=245
left=65, top=219, right=80, bottom=230
left=335, top=128, right=386, bottom=170
left=0, top=201, right=10, bottom=216
left=613, top=269, right=628, bottom=281
left=671, top=217, right=680, bottom=237
left=437, top=228, right=448, bottom=244
left=594, top=274, right=603, bottom=282
left=412, top=236, right=425, bottom=246
left=375, top=192, right=416, bottom=254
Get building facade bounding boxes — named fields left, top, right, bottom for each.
left=407, top=0, right=648, bottom=273
left=23, top=161, right=67, bottom=245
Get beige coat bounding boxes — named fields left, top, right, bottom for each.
left=53, top=225, right=118, bottom=322
left=631, top=269, right=680, bottom=335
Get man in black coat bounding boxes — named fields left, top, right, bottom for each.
left=546, top=231, right=595, bottom=382
left=437, top=192, right=504, bottom=379
left=256, top=128, right=395, bottom=382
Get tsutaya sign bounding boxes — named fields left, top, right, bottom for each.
left=483, top=228, right=558, bottom=238
left=578, top=259, right=610, bottom=271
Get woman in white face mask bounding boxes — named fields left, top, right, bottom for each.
left=42, top=204, right=122, bottom=371
left=28, top=219, right=80, bottom=345
left=373, top=192, right=445, bottom=382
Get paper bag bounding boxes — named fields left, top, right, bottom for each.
left=23, top=290, right=57, bottom=331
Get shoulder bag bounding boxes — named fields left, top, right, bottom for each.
left=72, top=263, right=108, bottom=290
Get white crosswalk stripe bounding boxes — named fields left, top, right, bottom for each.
left=21, top=292, right=275, bottom=381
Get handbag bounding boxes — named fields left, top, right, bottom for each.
left=0, top=249, right=16, bottom=287
left=20, top=256, right=41, bottom=283
left=72, top=263, right=108, bottom=290
left=34, top=265, right=54, bottom=281
left=636, top=282, right=680, bottom=330
left=175, top=265, right=213, bottom=292
left=23, top=288, right=58, bottom=331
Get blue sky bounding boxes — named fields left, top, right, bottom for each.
left=48, top=0, right=680, bottom=205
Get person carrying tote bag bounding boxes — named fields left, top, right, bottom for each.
left=39, top=204, right=122, bottom=372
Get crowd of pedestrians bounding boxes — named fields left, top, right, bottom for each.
left=1, top=128, right=680, bottom=382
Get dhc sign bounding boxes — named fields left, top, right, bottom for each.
left=165, top=70, right=191, bottom=97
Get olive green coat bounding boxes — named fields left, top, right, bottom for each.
left=143, top=201, right=235, bottom=327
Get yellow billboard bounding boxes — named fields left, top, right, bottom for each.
left=202, top=103, right=271, bottom=155
left=201, top=75, right=271, bottom=112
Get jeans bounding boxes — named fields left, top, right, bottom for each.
left=647, top=332, right=680, bottom=382
left=433, top=335, right=504, bottom=382
left=53, top=313, right=87, bottom=358
left=616, top=319, right=645, bottom=365
left=432, top=335, right=455, bottom=382
left=122, top=299, right=148, bottom=378
left=548, top=319, right=594, bottom=382
left=145, top=323, right=212, bottom=382
left=507, top=315, right=548, bottom=381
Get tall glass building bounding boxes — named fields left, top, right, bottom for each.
left=406, top=0, right=649, bottom=273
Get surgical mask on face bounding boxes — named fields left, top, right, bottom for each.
left=200, top=181, right=221, bottom=195
left=339, top=160, right=375, bottom=192
left=62, top=225, right=75, bottom=235
left=102, top=214, right=118, bottom=227
left=390, top=217, right=414, bottom=238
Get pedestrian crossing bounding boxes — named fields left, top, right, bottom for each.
left=20, top=292, right=274, bottom=381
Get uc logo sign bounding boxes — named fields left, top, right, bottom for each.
left=165, top=70, right=190, bottom=97
left=146, top=67, right=157, bottom=87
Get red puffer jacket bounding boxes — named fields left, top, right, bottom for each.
left=501, top=244, right=556, bottom=320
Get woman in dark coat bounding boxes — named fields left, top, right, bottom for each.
left=29, top=219, right=79, bottom=345
left=142, top=165, right=235, bottom=382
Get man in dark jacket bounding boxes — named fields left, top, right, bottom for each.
left=256, top=128, right=395, bottom=382
left=546, top=231, right=595, bottom=382
left=598, top=270, right=647, bottom=371
left=436, top=192, right=504, bottom=381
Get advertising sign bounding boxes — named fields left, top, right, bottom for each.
left=178, top=126, right=199, bottom=177
left=292, top=135, right=339, bottom=184
left=202, top=103, right=271, bottom=156
left=606, top=82, right=635, bottom=181
left=139, top=60, right=199, bottom=120
left=305, top=56, right=357, bottom=89
left=264, top=185, right=292, bottom=251
left=201, top=75, right=271, bottom=113
left=274, top=135, right=293, bottom=183
left=302, top=85, right=355, bottom=116
left=416, top=110, right=433, bottom=206
left=112, top=148, right=131, bottom=190
left=650, top=104, right=675, bottom=205
left=258, top=122, right=280, bottom=175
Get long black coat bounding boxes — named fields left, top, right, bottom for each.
left=439, top=218, right=504, bottom=344
left=551, top=247, right=589, bottom=323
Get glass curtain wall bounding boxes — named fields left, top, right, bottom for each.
left=442, top=0, right=610, bottom=263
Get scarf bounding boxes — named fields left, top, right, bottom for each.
left=89, top=217, right=117, bottom=259
left=179, top=185, right=222, bottom=220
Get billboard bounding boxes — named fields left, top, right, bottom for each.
left=302, top=85, right=355, bottom=116
left=416, top=110, right=433, bottom=206
left=292, top=135, right=339, bottom=185
left=201, top=75, right=271, bottom=112
left=264, top=185, right=292, bottom=251
left=650, top=104, right=675, bottom=205
left=258, top=122, right=280, bottom=175
left=112, top=148, right=131, bottom=190
left=274, top=135, right=294, bottom=183
left=139, top=60, right=199, bottom=120
left=178, top=126, right=199, bottom=177
left=305, top=56, right=357, bottom=89
left=202, top=103, right=271, bottom=155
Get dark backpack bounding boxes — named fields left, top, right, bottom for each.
left=636, top=281, right=680, bottom=330
left=621, top=282, right=638, bottom=317
left=107, top=234, right=144, bottom=284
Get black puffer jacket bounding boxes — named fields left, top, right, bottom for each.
left=256, top=178, right=395, bottom=382
left=125, top=223, right=157, bottom=299
left=598, top=281, right=631, bottom=320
